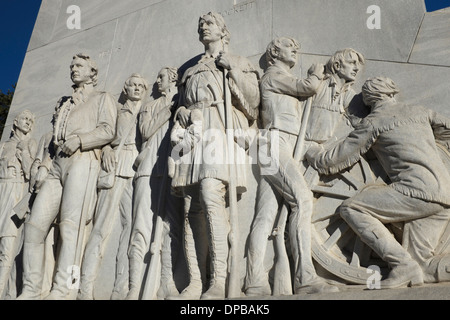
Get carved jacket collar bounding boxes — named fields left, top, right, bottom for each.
left=71, top=83, right=95, bottom=105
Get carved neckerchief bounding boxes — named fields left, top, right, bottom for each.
left=328, top=74, right=354, bottom=113
left=112, top=100, right=141, bottom=149
left=54, top=83, right=95, bottom=145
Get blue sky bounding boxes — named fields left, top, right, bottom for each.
left=1, top=0, right=449, bottom=94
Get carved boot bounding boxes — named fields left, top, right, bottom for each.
left=16, top=224, right=46, bottom=300
left=77, top=236, right=102, bottom=300
left=0, top=266, right=11, bottom=300
left=16, top=243, right=45, bottom=300
left=156, top=232, right=179, bottom=300
left=167, top=213, right=207, bottom=300
left=362, top=225, right=423, bottom=289
left=201, top=211, right=229, bottom=300
left=45, top=221, right=80, bottom=300
left=125, top=256, right=144, bottom=300
left=77, top=269, right=96, bottom=300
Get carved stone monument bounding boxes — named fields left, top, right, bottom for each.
left=4, top=0, right=450, bottom=300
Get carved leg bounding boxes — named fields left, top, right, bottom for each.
left=200, top=178, right=229, bottom=300
left=167, top=188, right=207, bottom=300
left=16, top=224, right=47, bottom=300
left=156, top=222, right=179, bottom=300
left=245, top=177, right=279, bottom=297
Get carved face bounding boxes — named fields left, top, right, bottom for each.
left=14, top=113, right=33, bottom=135
left=70, top=57, right=94, bottom=86
left=336, top=52, right=361, bottom=82
left=198, top=15, right=223, bottom=45
left=275, top=38, right=299, bottom=68
left=124, top=77, right=147, bottom=101
left=156, top=69, right=172, bottom=94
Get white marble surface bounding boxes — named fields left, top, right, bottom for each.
left=409, top=8, right=450, bottom=67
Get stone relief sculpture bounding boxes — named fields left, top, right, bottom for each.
left=245, top=44, right=366, bottom=297
left=6, top=9, right=450, bottom=301
left=17, top=53, right=117, bottom=300
left=306, top=76, right=450, bottom=288
left=245, top=37, right=339, bottom=296
left=0, top=110, right=36, bottom=299
left=27, top=130, right=57, bottom=298
left=168, top=12, right=260, bottom=300
left=78, top=73, right=148, bottom=300
left=127, top=67, right=182, bottom=301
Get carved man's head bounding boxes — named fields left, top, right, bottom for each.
left=326, top=48, right=365, bottom=82
left=13, top=110, right=35, bottom=136
left=157, top=67, right=178, bottom=95
left=362, top=77, right=400, bottom=108
left=266, top=37, right=300, bottom=69
left=70, top=53, right=99, bottom=87
left=198, top=12, right=230, bottom=48
left=123, top=73, right=149, bottom=101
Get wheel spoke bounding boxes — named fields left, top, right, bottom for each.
left=322, top=222, right=350, bottom=251
left=350, top=237, right=365, bottom=267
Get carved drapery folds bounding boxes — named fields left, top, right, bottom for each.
left=4, top=11, right=450, bottom=301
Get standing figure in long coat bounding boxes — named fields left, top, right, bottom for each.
left=0, top=110, right=36, bottom=299
left=17, top=53, right=117, bottom=300
left=169, top=12, right=260, bottom=300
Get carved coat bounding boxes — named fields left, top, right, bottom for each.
left=260, top=63, right=321, bottom=135
left=305, top=74, right=357, bottom=144
left=0, top=134, right=37, bottom=237
left=170, top=53, right=260, bottom=192
left=134, top=95, right=173, bottom=179
left=307, top=101, right=450, bottom=206
left=109, top=100, right=141, bottom=179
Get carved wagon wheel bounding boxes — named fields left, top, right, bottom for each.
left=308, top=157, right=390, bottom=284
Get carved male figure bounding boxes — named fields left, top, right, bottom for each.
left=306, top=77, right=450, bottom=288
left=28, top=130, right=57, bottom=298
left=78, top=73, right=148, bottom=300
left=245, top=37, right=340, bottom=296
left=245, top=46, right=365, bottom=296
left=305, top=48, right=366, bottom=144
left=0, top=110, right=36, bottom=299
left=17, top=53, right=117, bottom=300
left=169, top=12, right=260, bottom=300
left=126, top=67, right=181, bottom=300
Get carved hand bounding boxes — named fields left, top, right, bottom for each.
left=15, top=148, right=23, bottom=162
left=216, top=52, right=233, bottom=70
left=305, top=143, right=324, bottom=167
left=33, top=166, right=49, bottom=192
left=177, top=107, right=191, bottom=128
left=62, top=135, right=81, bottom=156
left=308, top=63, right=325, bottom=80
left=102, top=148, right=116, bottom=172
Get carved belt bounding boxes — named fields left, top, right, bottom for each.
left=187, top=100, right=224, bottom=110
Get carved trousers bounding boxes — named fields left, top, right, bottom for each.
left=22, top=151, right=99, bottom=298
left=80, top=176, right=133, bottom=299
left=340, top=184, right=450, bottom=281
left=128, top=175, right=182, bottom=296
left=246, top=131, right=317, bottom=292
left=182, top=178, right=230, bottom=290
left=0, top=235, right=23, bottom=299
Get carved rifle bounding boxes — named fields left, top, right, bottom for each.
left=141, top=143, right=170, bottom=300
left=224, top=68, right=241, bottom=298
left=272, top=96, right=313, bottom=296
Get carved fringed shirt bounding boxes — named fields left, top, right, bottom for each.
left=171, top=53, right=260, bottom=192
left=305, top=75, right=356, bottom=144
left=307, top=101, right=450, bottom=206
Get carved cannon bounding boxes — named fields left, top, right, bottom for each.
left=309, top=144, right=450, bottom=285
